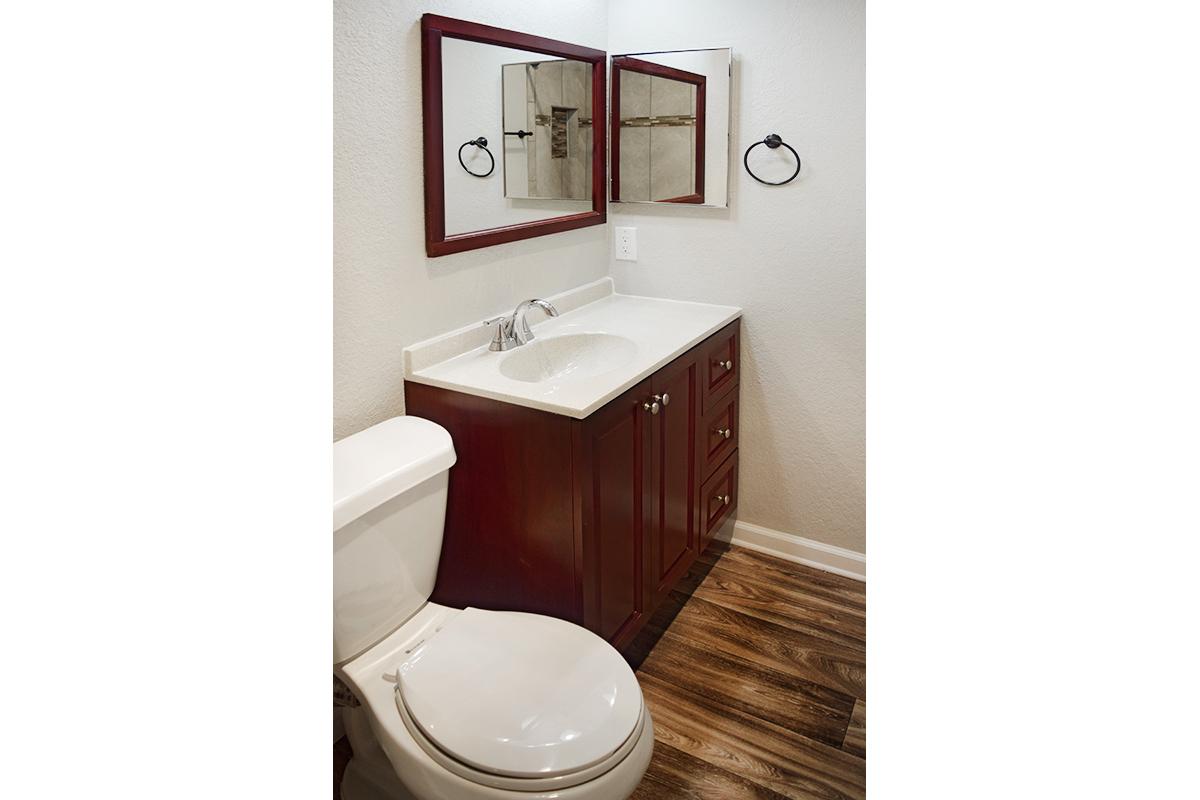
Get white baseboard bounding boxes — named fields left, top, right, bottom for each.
left=717, top=519, right=866, bottom=582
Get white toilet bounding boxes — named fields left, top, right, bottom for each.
left=333, top=416, right=654, bottom=800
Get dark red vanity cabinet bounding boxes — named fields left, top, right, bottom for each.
left=645, top=346, right=700, bottom=613
left=576, top=378, right=652, bottom=646
left=404, top=318, right=740, bottom=652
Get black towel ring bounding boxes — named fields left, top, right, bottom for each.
left=743, top=133, right=801, bottom=185
left=458, top=137, right=495, bottom=178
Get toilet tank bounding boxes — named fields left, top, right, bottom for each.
left=333, top=416, right=456, bottom=664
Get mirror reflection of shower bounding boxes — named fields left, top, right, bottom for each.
left=609, top=47, right=732, bottom=208
left=502, top=59, right=592, bottom=200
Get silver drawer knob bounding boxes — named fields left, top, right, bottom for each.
left=643, top=400, right=660, bottom=415
left=660, top=393, right=670, bottom=406
left=714, top=494, right=731, bottom=506
left=715, top=427, right=732, bottom=439
left=715, top=359, right=733, bottom=371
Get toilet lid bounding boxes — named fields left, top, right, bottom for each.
left=396, top=608, right=643, bottom=779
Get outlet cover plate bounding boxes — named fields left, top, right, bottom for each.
left=615, top=226, right=637, bottom=261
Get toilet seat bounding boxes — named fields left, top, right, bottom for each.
left=395, top=691, right=646, bottom=792
left=393, top=607, right=644, bottom=790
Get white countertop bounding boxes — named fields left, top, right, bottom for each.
left=404, top=282, right=742, bottom=418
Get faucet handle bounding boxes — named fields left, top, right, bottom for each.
left=484, top=316, right=514, bottom=351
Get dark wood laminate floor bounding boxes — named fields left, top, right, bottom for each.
left=333, top=543, right=865, bottom=799
left=625, top=543, right=866, bottom=799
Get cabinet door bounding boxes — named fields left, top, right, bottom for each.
left=646, top=349, right=700, bottom=609
left=578, top=379, right=651, bottom=648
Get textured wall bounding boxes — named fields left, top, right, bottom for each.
left=608, top=0, right=865, bottom=552
left=334, top=0, right=610, bottom=440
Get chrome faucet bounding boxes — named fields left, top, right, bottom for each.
left=511, top=299, right=559, bottom=344
left=484, top=298, right=560, bottom=351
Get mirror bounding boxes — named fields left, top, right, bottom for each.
left=501, top=59, right=593, bottom=202
left=610, top=48, right=731, bottom=208
left=422, top=15, right=607, bottom=257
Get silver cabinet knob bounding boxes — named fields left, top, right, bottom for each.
left=643, top=400, right=660, bottom=415
left=660, top=393, right=670, bottom=406
left=715, top=427, right=732, bottom=439
left=714, top=494, right=731, bottom=505
left=715, top=359, right=733, bottom=371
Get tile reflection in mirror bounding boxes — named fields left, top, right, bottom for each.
left=500, top=60, right=593, bottom=201
left=610, top=48, right=731, bottom=208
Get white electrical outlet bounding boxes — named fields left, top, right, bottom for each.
left=615, top=226, right=638, bottom=261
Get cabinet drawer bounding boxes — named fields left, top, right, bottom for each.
left=702, top=321, right=740, bottom=413
left=700, top=450, right=738, bottom=544
left=700, top=390, right=738, bottom=481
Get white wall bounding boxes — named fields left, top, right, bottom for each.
left=608, top=0, right=865, bottom=552
left=333, top=0, right=610, bottom=440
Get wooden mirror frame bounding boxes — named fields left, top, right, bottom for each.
left=421, top=14, right=608, bottom=257
left=610, top=56, right=706, bottom=205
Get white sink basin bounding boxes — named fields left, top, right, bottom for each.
left=404, top=280, right=741, bottom=418
left=499, top=333, right=637, bottom=383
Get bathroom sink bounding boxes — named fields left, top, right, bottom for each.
left=499, top=332, right=637, bottom=384
left=405, top=280, right=741, bottom=417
